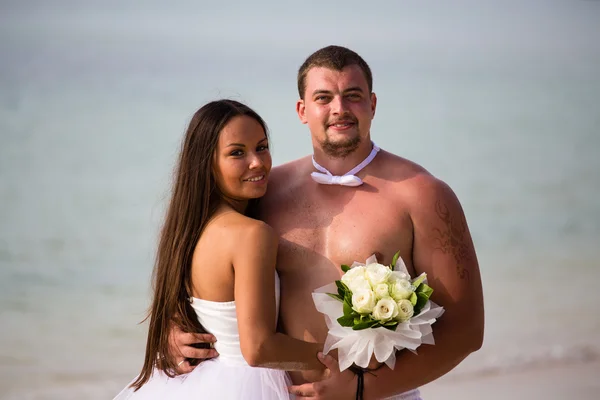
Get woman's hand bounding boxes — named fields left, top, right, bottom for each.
left=288, top=353, right=357, bottom=399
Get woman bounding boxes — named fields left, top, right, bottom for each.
left=114, top=100, right=325, bottom=399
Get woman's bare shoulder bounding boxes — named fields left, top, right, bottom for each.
left=209, top=211, right=277, bottom=246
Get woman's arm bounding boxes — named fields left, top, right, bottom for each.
left=233, top=221, right=324, bottom=371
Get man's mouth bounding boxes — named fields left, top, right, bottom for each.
left=328, top=121, right=356, bottom=129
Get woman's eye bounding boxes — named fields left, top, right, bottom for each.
left=230, top=150, right=244, bottom=156
left=257, top=145, right=269, bottom=151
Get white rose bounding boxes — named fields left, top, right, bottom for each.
left=372, top=298, right=399, bottom=322
left=347, top=276, right=372, bottom=293
left=341, top=266, right=367, bottom=291
left=351, top=288, right=377, bottom=314
left=388, top=271, right=410, bottom=283
left=390, top=279, right=414, bottom=301
left=396, top=299, right=415, bottom=322
left=373, top=283, right=391, bottom=299
left=365, top=263, right=392, bottom=286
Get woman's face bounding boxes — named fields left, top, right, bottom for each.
left=212, top=115, right=271, bottom=205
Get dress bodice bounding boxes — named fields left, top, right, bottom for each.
left=190, top=273, right=280, bottom=366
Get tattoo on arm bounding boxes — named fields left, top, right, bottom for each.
left=432, top=200, right=471, bottom=281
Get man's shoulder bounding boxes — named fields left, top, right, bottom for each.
left=379, top=150, right=428, bottom=174
left=377, top=150, right=454, bottom=203
left=376, top=150, right=439, bottom=186
left=270, top=156, right=311, bottom=181
left=265, top=156, right=312, bottom=197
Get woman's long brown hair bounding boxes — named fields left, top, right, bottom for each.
left=131, top=100, right=268, bottom=390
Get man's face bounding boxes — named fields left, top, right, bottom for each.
left=297, top=65, right=377, bottom=158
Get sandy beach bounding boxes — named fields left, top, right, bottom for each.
left=420, top=360, right=600, bottom=400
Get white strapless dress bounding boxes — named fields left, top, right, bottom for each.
left=114, top=274, right=292, bottom=399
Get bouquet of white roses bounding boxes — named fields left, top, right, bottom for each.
left=312, top=252, right=444, bottom=371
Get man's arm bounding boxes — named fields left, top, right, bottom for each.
left=167, top=323, right=219, bottom=373
left=362, top=177, right=484, bottom=398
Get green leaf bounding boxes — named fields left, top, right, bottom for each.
left=343, top=300, right=354, bottom=316
left=382, top=324, right=398, bottom=331
left=412, top=273, right=427, bottom=288
left=337, top=315, right=354, bottom=327
left=336, top=280, right=352, bottom=299
left=414, top=292, right=430, bottom=316
left=416, top=282, right=434, bottom=298
left=326, top=293, right=343, bottom=302
left=355, top=314, right=374, bottom=325
left=335, top=280, right=346, bottom=295
left=352, top=319, right=379, bottom=330
left=413, top=282, right=434, bottom=316
left=344, top=289, right=353, bottom=306
left=409, top=292, right=418, bottom=306
left=391, top=250, right=401, bottom=269
left=341, top=264, right=350, bottom=273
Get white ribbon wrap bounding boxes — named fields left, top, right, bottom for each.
left=311, top=254, right=445, bottom=371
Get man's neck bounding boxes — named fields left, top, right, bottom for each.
left=312, top=141, right=375, bottom=176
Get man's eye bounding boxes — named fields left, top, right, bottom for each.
left=347, top=94, right=361, bottom=100
left=315, top=96, right=329, bottom=102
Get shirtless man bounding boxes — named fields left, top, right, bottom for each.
left=170, top=45, right=484, bottom=399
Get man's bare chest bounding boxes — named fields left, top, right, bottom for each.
left=267, top=195, right=415, bottom=275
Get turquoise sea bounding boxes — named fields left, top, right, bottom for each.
left=1, top=1, right=599, bottom=398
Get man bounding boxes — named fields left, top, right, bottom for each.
left=171, top=45, right=484, bottom=399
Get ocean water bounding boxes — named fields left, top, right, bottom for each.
left=1, top=1, right=600, bottom=399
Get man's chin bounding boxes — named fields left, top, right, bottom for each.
left=322, top=137, right=361, bottom=158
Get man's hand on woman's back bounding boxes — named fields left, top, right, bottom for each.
left=168, top=323, right=218, bottom=374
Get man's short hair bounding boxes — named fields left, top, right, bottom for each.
left=297, top=45, right=373, bottom=100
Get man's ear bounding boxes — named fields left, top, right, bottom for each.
left=370, top=92, right=377, bottom=119
left=296, top=99, right=308, bottom=124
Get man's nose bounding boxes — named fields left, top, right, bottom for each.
left=330, top=96, right=348, bottom=115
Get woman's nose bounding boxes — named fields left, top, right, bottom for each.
left=248, top=153, right=264, bottom=169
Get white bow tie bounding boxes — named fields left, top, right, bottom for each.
left=311, top=144, right=380, bottom=187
